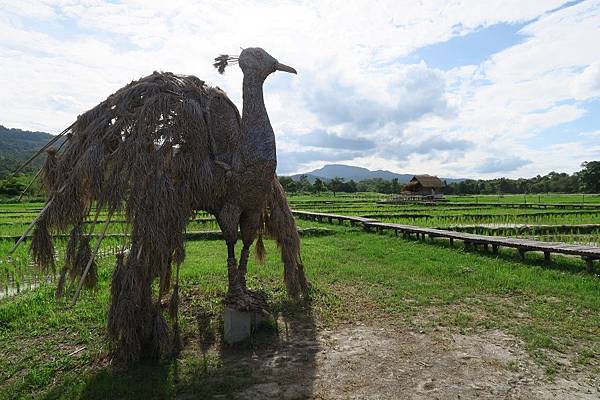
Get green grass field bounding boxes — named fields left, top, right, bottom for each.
left=0, top=193, right=599, bottom=398
left=1, top=194, right=599, bottom=292
left=1, top=223, right=599, bottom=399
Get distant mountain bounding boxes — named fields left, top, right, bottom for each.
left=290, top=164, right=464, bottom=184
left=0, top=125, right=59, bottom=177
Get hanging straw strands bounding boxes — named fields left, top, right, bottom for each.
left=9, top=198, right=55, bottom=255
left=71, top=210, right=114, bottom=306
left=25, top=71, right=231, bottom=362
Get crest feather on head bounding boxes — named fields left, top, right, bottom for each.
left=213, top=54, right=239, bottom=74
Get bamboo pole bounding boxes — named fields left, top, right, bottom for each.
left=71, top=210, right=113, bottom=306
left=17, top=167, right=43, bottom=202
left=8, top=198, right=54, bottom=254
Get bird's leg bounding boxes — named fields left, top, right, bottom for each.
left=237, top=210, right=267, bottom=309
left=238, top=244, right=251, bottom=292
left=217, top=204, right=249, bottom=308
left=238, top=210, right=262, bottom=293
left=225, top=241, right=258, bottom=310
left=226, top=241, right=243, bottom=299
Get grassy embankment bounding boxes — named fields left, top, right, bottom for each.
left=1, top=220, right=599, bottom=399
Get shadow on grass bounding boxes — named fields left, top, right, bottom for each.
left=43, top=361, right=174, bottom=400
left=42, top=295, right=318, bottom=400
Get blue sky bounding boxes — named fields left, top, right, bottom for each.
left=409, top=22, right=528, bottom=70
left=0, top=0, right=599, bottom=178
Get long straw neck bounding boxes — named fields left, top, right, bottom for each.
left=241, top=72, right=276, bottom=169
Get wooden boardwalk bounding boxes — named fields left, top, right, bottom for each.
left=292, top=210, right=377, bottom=225
left=293, top=210, right=600, bottom=272
left=380, top=201, right=600, bottom=209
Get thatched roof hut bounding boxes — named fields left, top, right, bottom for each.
left=402, top=175, right=445, bottom=196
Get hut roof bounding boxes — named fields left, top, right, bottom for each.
left=410, top=175, right=445, bottom=188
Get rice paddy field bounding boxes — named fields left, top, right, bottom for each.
left=288, top=193, right=600, bottom=247
left=1, top=193, right=599, bottom=298
left=1, top=192, right=599, bottom=399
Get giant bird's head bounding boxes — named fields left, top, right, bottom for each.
left=214, top=47, right=296, bottom=78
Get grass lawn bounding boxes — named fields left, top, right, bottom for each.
left=1, top=223, right=599, bottom=399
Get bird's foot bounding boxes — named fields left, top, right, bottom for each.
left=244, top=288, right=267, bottom=308
left=223, top=287, right=266, bottom=312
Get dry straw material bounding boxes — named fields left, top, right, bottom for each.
left=28, top=52, right=308, bottom=363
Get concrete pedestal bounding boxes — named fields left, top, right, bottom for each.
left=223, top=307, right=272, bottom=344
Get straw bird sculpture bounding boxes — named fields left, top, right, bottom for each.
left=19, top=47, right=309, bottom=362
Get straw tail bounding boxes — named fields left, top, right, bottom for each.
left=254, top=227, right=266, bottom=263
left=263, top=177, right=309, bottom=298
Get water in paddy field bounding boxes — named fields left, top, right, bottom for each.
left=0, top=274, right=54, bottom=299
left=0, top=239, right=125, bottom=300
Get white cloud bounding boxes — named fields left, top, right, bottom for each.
left=0, top=0, right=597, bottom=177
left=580, top=129, right=600, bottom=137
left=398, top=0, right=600, bottom=178
left=572, top=62, right=600, bottom=100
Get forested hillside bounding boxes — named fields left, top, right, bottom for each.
left=0, top=125, right=58, bottom=177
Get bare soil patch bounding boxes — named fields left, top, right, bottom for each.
left=204, top=317, right=599, bottom=400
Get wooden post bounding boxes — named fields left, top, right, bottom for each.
left=518, top=248, right=526, bottom=260
left=584, top=257, right=594, bottom=273
left=449, top=238, right=454, bottom=247
left=544, top=251, right=550, bottom=264
left=492, top=244, right=498, bottom=254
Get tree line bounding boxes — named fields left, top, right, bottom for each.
left=446, top=162, right=599, bottom=194
left=1, top=161, right=598, bottom=199
left=278, top=176, right=404, bottom=195
left=278, top=161, right=600, bottom=195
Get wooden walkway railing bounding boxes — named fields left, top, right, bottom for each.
left=379, top=201, right=600, bottom=209
left=292, top=210, right=377, bottom=225
left=292, top=210, right=600, bottom=272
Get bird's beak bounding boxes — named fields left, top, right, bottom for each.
left=275, top=61, right=297, bottom=74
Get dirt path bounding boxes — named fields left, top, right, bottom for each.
left=212, top=317, right=599, bottom=400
